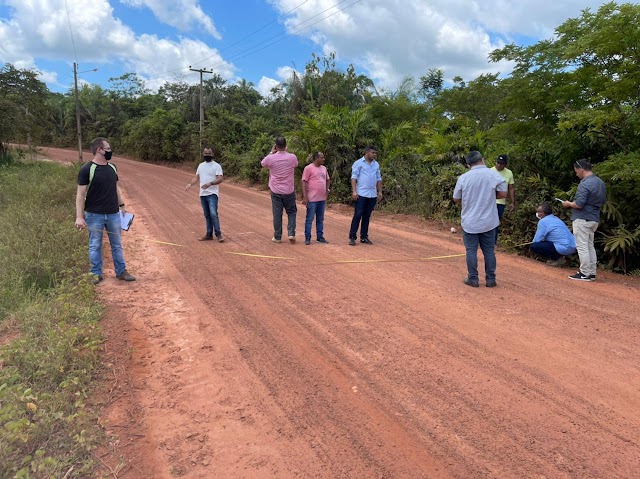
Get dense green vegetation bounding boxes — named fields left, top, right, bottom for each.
left=2, top=2, right=639, bottom=272
left=0, top=153, right=103, bottom=478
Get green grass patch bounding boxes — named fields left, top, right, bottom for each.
left=0, top=154, right=103, bottom=478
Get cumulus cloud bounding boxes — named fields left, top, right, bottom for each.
left=256, top=65, right=300, bottom=97
left=257, top=76, right=280, bottom=97
left=0, top=0, right=233, bottom=90
left=120, top=0, right=221, bottom=38
left=269, top=0, right=607, bottom=87
left=276, top=66, right=298, bottom=81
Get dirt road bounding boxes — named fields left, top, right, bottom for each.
left=44, top=148, right=640, bottom=478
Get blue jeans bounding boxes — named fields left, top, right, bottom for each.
left=495, top=203, right=506, bottom=243
left=349, top=196, right=377, bottom=239
left=530, top=241, right=561, bottom=260
left=271, top=192, right=297, bottom=239
left=305, top=201, right=326, bottom=240
left=85, top=211, right=126, bottom=276
left=200, top=194, right=221, bottom=238
left=463, top=229, right=497, bottom=283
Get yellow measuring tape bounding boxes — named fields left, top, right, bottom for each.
left=84, top=227, right=185, bottom=247
left=84, top=227, right=532, bottom=264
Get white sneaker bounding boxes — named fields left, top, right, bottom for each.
left=272, top=237, right=282, bottom=243
left=288, top=235, right=296, bottom=243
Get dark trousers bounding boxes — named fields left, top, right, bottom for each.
left=349, top=196, right=377, bottom=240
left=530, top=241, right=561, bottom=260
left=495, top=203, right=506, bottom=243
left=271, top=191, right=297, bottom=240
left=463, top=229, right=497, bottom=283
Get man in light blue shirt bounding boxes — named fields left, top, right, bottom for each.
left=453, top=151, right=507, bottom=287
left=530, top=202, right=576, bottom=267
left=349, top=146, right=382, bottom=245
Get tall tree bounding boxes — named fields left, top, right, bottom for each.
left=0, top=64, right=51, bottom=155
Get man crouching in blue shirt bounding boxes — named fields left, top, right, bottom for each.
left=530, top=202, right=576, bottom=267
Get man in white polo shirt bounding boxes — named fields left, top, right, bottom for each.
left=453, top=151, right=508, bottom=288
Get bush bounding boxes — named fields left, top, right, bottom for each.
left=0, top=159, right=103, bottom=478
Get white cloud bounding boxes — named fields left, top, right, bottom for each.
left=257, top=66, right=300, bottom=97
left=120, top=0, right=221, bottom=38
left=37, top=70, right=59, bottom=85
left=269, top=0, right=607, bottom=87
left=0, top=0, right=234, bottom=91
left=276, top=66, right=298, bottom=81
left=257, top=76, right=280, bottom=97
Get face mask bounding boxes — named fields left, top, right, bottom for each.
left=536, top=212, right=542, bottom=220
left=103, top=150, right=112, bottom=161
left=203, top=155, right=213, bottom=162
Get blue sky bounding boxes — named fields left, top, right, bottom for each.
left=0, top=0, right=608, bottom=96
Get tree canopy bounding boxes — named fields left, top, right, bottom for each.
left=2, top=2, right=639, bottom=272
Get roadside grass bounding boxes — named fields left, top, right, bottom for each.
left=0, top=153, right=103, bottom=478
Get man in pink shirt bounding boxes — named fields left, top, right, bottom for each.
left=302, top=151, right=331, bottom=245
left=261, top=136, right=299, bottom=243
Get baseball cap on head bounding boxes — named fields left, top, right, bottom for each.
left=496, top=154, right=509, bottom=164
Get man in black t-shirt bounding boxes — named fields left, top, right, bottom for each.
left=75, top=137, right=135, bottom=284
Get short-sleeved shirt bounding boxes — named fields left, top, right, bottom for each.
left=491, top=166, right=514, bottom=205
left=302, top=164, right=328, bottom=202
left=571, top=174, right=606, bottom=222
left=77, top=161, right=119, bottom=214
left=196, top=160, right=223, bottom=197
left=453, top=165, right=507, bottom=234
left=533, top=214, right=576, bottom=255
left=351, top=157, right=382, bottom=198
left=261, top=151, right=298, bottom=194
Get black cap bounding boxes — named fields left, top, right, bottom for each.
left=496, top=154, right=509, bottom=164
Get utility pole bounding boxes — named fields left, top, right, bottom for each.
left=189, top=66, right=214, bottom=149
left=73, top=62, right=83, bottom=163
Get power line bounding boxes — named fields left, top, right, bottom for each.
left=205, top=0, right=364, bottom=72
left=188, top=0, right=312, bottom=68
left=64, top=0, right=79, bottom=64
left=149, top=0, right=364, bottom=85
left=159, top=0, right=311, bottom=76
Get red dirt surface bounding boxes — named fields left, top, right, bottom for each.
left=42, top=147, right=640, bottom=478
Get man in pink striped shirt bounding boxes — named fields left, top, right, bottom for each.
left=261, top=136, right=299, bottom=243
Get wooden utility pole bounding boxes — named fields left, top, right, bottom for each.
left=73, top=62, right=83, bottom=163
left=189, top=66, right=214, bottom=149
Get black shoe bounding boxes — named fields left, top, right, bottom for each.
left=116, top=270, right=136, bottom=281
left=463, top=278, right=479, bottom=288
left=568, top=272, right=593, bottom=281
left=349, top=238, right=356, bottom=246
left=589, top=275, right=596, bottom=281
left=90, top=274, right=103, bottom=285
left=305, top=239, right=311, bottom=245
left=316, top=237, right=329, bottom=243
left=360, top=238, right=373, bottom=245
left=486, top=281, right=497, bottom=288
left=198, top=235, right=213, bottom=241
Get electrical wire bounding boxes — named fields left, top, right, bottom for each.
left=64, top=0, right=79, bottom=65
left=149, top=0, right=362, bottom=81
left=213, top=0, right=364, bottom=69
left=158, top=0, right=311, bottom=76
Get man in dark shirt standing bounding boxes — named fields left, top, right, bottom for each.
left=75, top=137, right=135, bottom=284
left=562, top=159, right=607, bottom=281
